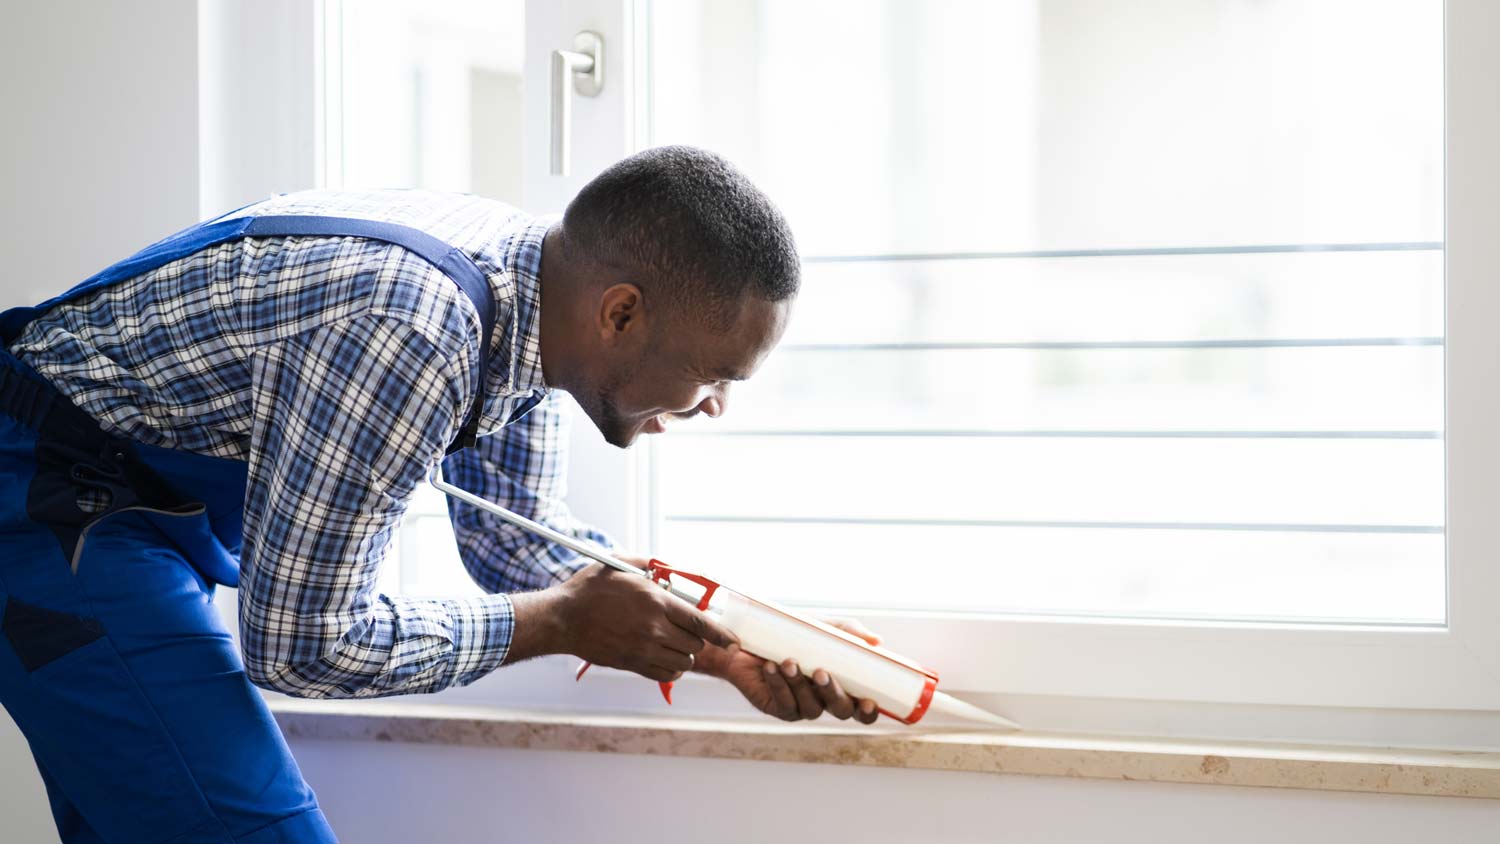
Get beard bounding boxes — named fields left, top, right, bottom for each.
left=576, top=359, right=638, bottom=449
left=594, top=390, right=632, bottom=448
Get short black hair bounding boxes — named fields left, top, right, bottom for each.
left=562, top=145, right=800, bottom=330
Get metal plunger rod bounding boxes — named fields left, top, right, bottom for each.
left=429, top=474, right=703, bottom=607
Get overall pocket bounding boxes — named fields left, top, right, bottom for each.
left=3, top=596, right=226, bottom=844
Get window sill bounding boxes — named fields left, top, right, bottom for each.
left=270, top=700, right=1499, bottom=800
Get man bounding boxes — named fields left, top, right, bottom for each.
left=0, top=146, right=878, bottom=843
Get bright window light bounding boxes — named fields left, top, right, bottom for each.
left=645, top=0, right=1445, bottom=624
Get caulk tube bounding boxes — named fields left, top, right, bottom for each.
left=429, top=471, right=1012, bottom=726
left=719, top=590, right=939, bottom=724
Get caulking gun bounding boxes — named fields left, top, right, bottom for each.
left=432, top=473, right=1018, bottom=729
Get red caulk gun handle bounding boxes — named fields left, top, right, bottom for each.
left=574, top=560, right=724, bottom=706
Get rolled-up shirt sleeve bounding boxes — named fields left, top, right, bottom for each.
left=442, top=390, right=616, bottom=594
left=237, top=311, right=515, bottom=699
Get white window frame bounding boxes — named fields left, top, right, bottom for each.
left=252, top=0, right=1500, bottom=740
left=521, top=0, right=1500, bottom=723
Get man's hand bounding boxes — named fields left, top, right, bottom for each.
left=514, top=556, right=881, bottom=723
left=507, top=562, right=739, bottom=682
left=694, top=617, right=883, bottom=725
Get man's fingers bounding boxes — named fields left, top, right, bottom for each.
left=657, top=623, right=705, bottom=657
left=761, top=660, right=798, bottom=720
left=642, top=664, right=684, bottom=684
left=824, top=616, right=882, bottom=646
left=651, top=648, right=695, bottom=674
left=854, top=698, right=879, bottom=724
left=811, top=668, right=856, bottom=720
left=663, top=600, right=739, bottom=650
left=780, top=660, right=824, bottom=720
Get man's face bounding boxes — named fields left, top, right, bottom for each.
left=577, top=295, right=791, bottom=448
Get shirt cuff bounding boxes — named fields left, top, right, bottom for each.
left=444, top=593, right=516, bottom=687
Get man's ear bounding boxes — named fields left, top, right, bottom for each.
left=597, top=282, right=646, bottom=345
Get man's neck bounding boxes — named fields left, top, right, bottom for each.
left=537, top=222, right=581, bottom=392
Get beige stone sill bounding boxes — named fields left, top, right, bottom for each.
left=271, top=700, right=1500, bottom=800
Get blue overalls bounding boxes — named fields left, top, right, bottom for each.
left=0, top=214, right=498, bottom=843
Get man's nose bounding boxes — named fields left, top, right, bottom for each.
left=698, top=385, right=729, bottom=418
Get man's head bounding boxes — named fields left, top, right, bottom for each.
left=540, top=146, right=800, bottom=447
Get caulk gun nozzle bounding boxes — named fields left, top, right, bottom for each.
left=925, top=691, right=1021, bottom=730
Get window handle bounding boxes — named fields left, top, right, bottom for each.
left=550, top=31, right=604, bottom=177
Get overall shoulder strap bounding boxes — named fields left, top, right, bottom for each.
left=0, top=214, right=495, bottom=453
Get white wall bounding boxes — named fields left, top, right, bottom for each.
left=0, top=1, right=201, bottom=310
left=287, top=737, right=1500, bottom=844
left=0, top=2, right=202, bottom=840
left=0, top=715, right=51, bottom=843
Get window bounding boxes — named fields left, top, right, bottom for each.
left=645, top=0, right=1445, bottom=625
left=314, top=0, right=1500, bottom=735
left=324, top=0, right=524, bottom=199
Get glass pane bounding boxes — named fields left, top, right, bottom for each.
left=657, top=522, right=1445, bottom=624
left=698, top=346, right=1443, bottom=432
left=646, top=0, right=1444, bottom=623
left=336, top=0, right=525, bottom=202
left=788, top=251, right=1444, bottom=346
left=649, top=0, right=1442, bottom=256
left=659, top=438, right=1443, bottom=526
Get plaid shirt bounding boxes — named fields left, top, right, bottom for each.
left=10, top=189, right=611, bottom=699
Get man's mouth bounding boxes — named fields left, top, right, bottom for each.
left=642, top=407, right=703, bottom=436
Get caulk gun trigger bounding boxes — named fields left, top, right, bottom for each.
left=646, top=559, right=723, bottom=707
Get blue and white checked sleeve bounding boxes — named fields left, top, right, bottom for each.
left=237, top=309, right=517, bottom=699
left=442, top=391, right=617, bottom=594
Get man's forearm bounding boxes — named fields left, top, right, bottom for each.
left=503, top=587, right=574, bottom=664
